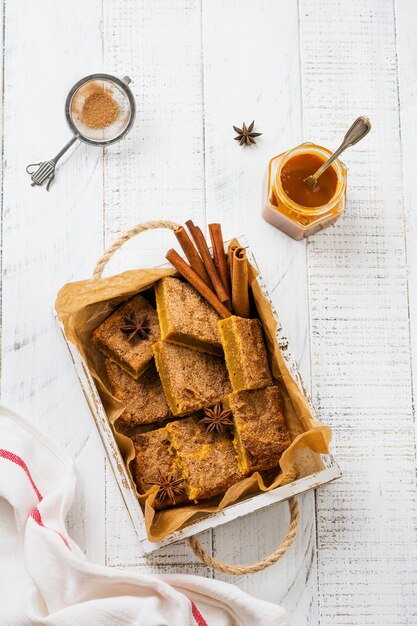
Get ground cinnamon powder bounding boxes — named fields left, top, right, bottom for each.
left=81, top=88, right=119, bottom=129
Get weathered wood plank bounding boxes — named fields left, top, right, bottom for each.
left=395, top=0, right=417, bottom=470
left=299, top=1, right=417, bottom=623
left=101, top=0, right=208, bottom=269
left=101, top=0, right=212, bottom=573
left=1, top=0, right=106, bottom=563
left=0, top=0, right=4, bottom=373
left=201, top=1, right=317, bottom=621
left=3, top=1, right=416, bottom=621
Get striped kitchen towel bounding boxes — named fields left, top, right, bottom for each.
left=0, top=405, right=289, bottom=626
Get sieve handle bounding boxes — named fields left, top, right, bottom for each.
left=26, top=135, right=77, bottom=191
left=52, top=136, right=78, bottom=163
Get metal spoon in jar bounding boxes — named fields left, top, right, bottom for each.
left=303, top=116, right=372, bottom=188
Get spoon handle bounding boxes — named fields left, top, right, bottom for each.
left=341, top=115, right=372, bottom=148
left=307, top=116, right=371, bottom=185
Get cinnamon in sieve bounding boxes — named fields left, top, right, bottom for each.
left=80, top=86, right=119, bottom=129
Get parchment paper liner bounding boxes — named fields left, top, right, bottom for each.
left=56, top=264, right=332, bottom=542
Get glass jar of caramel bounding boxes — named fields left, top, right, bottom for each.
left=262, top=143, right=347, bottom=240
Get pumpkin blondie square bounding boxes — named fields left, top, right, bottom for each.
left=166, top=416, right=242, bottom=501
left=92, top=294, right=160, bottom=379
left=155, top=276, right=223, bottom=356
left=131, top=427, right=189, bottom=510
left=105, top=359, right=170, bottom=433
left=225, top=386, right=291, bottom=474
left=218, top=315, right=272, bottom=392
left=152, top=340, right=231, bottom=416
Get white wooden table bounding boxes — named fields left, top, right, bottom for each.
left=1, top=1, right=416, bottom=624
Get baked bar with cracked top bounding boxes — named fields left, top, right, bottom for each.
left=166, top=416, right=241, bottom=501
left=219, top=316, right=272, bottom=392
left=105, top=359, right=170, bottom=433
left=131, top=427, right=189, bottom=510
left=92, top=294, right=160, bottom=379
left=225, top=386, right=291, bottom=474
left=152, top=340, right=231, bottom=416
left=155, top=276, right=223, bottom=356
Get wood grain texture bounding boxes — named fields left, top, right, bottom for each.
left=299, top=0, right=417, bottom=624
left=395, top=0, right=417, bottom=480
left=0, top=0, right=4, bottom=376
left=100, top=0, right=213, bottom=574
left=0, top=0, right=107, bottom=564
left=2, top=0, right=417, bottom=624
left=201, top=2, right=317, bottom=623
left=102, top=0, right=207, bottom=270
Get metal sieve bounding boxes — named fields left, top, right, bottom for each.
left=26, top=73, right=136, bottom=190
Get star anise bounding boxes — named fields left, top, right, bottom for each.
left=233, top=120, right=262, bottom=146
left=200, top=403, right=233, bottom=434
left=147, top=469, right=186, bottom=505
left=120, top=311, right=150, bottom=341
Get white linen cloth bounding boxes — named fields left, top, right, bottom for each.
left=0, top=405, right=290, bottom=626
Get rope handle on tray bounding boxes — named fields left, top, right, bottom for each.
left=94, top=222, right=300, bottom=574
left=188, top=495, right=299, bottom=575
left=93, top=220, right=181, bottom=278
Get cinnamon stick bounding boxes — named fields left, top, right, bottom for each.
left=166, top=248, right=231, bottom=319
left=185, top=220, right=230, bottom=306
left=227, top=238, right=240, bottom=283
left=231, top=246, right=250, bottom=318
left=209, top=223, right=231, bottom=307
left=174, top=225, right=212, bottom=288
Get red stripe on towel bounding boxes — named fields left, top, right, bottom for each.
left=0, top=448, right=42, bottom=500
left=191, top=601, right=208, bottom=626
left=30, top=506, right=70, bottom=548
left=0, top=448, right=70, bottom=548
left=0, top=448, right=208, bottom=619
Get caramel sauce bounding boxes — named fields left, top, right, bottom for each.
left=280, top=153, right=338, bottom=208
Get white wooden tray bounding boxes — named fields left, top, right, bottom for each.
left=55, top=240, right=341, bottom=555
